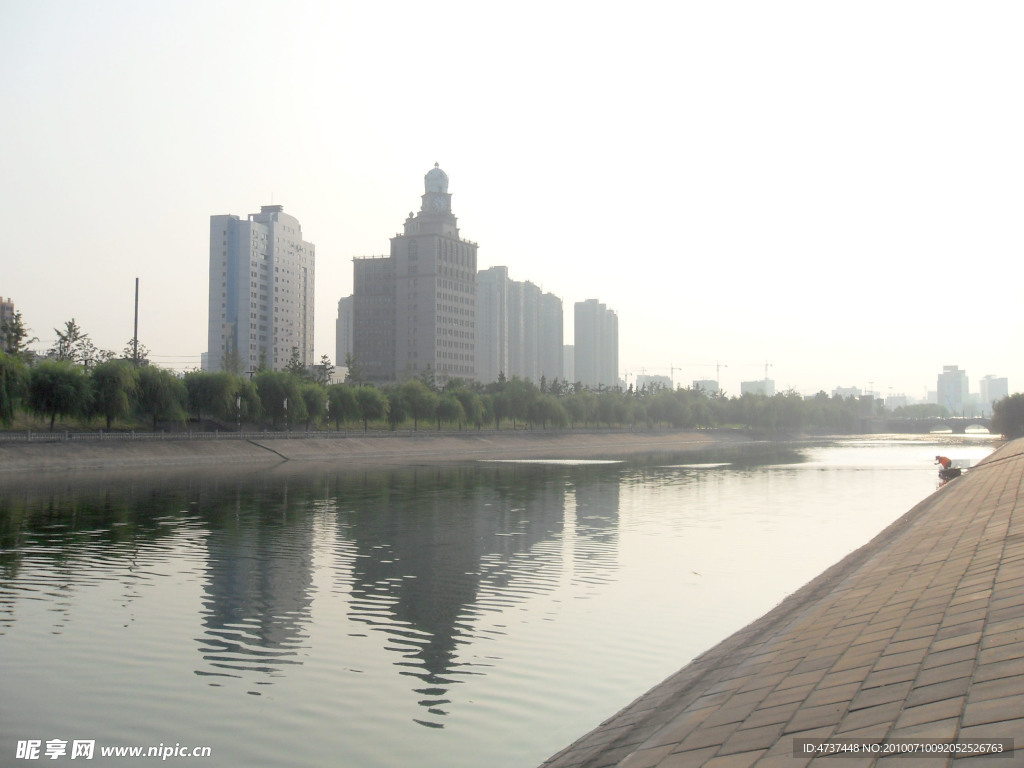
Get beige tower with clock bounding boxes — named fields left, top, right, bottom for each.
left=353, top=164, right=478, bottom=383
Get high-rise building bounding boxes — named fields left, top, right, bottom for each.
left=476, top=266, right=510, bottom=383
left=0, top=294, right=14, bottom=354
left=979, top=375, right=1008, bottom=412
left=476, top=267, right=563, bottom=385
left=937, top=365, right=969, bottom=415
left=206, top=205, right=315, bottom=374
left=353, top=165, right=478, bottom=384
left=336, top=295, right=353, bottom=378
left=574, top=299, right=618, bottom=388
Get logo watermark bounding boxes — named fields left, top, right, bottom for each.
left=15, top=740, right=212, bottom=761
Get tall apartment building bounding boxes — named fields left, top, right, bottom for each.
left=574, top=299, right=618, bottom=388
left=979, top=375, right=1008, bottom=411
left=336, top=295, right=353, bottom=378
left=937, top=365, right=969, bottom=415
left=353, top=164, right=477, bottom=384
left=476, top=267, right=563, bottom=385
left=206, top=205, right=315, bottom=374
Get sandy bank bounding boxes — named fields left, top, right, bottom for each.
left=0, top=430, right=742, bottom=474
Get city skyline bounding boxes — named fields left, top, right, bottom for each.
left=2, top=2, right=1022, bottom=398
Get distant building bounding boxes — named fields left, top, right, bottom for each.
left=885, top=394, right=909, bottom=411
left=741, top=379, right=775, bottom=396
left=336, top=296, right=353, bottom=380
left=832, top=386, right=862, bottom=399
left=352, top=164, right=478, bottom=384
left=477, top=267, right=562, bottom=385
left=574, top=299, right=618, bottom=389
left=205, top=205, right=315, bottom=374
left=0, top=294, right=14, bottom=352
left=937, top=365, right=969, bottom=415
left=979, top=375, right=1008, bottom=412
left=692, top=379, right=719, bottom=395
left=637, top=374, right=672, bottom=391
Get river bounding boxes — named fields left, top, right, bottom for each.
left=0, top=434, right=999, bottom=767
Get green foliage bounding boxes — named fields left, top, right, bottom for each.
left=185, top=370, right=243, bottom=423
left=992, top=393, right=1024, bottom=439
left=48, top=318, right=109, bottom=366
left=285, top=347, right=307, bottom=378
left=355, top=386, right=388, bottom=432
left=1, top=310, right=37, bottom=359
left=300, top=382, right=327, bottom=429
left=91, top=360, right=140, bottom=429
left=254, top=370, right=307, bottom=429
left=136, top=366, right=187, bottom=430
left=0, top=352, right=28, bottom=426
left=28, top=360, right=91, bottom=431
left=327, top=384, right=359, bottom=430
left=436, top=394, right=465, bottom=429
left=401, top=379, right=438, bottom=431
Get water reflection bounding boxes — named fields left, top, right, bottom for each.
left=0, top=436, right=998, bottom=765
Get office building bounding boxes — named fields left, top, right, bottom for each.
left=206, top=205, right=314, bottom=374
left=353, top=164, right=477, bottom=384
left=574, top=299, right=618, bottom=388
left=937, top=365, right=968, bottom=415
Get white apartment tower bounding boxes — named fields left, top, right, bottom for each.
left=206, top=205, right=315, bottom=374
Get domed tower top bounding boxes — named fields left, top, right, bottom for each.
left=424, top=162, right=449, bottom=194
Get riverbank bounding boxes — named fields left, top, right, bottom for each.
left=0, top=429, right=742, bottom=473
left=539, top=437, right=1024, bottom=767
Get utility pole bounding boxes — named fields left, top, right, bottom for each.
left=133, top=277, right=139, bottom=365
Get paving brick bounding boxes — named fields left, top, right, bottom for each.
left=962, top=694, right=1024, bottom=728
left=534, top=440, right=1024, bottom=768
left=904, top=676, right=970, bottom=708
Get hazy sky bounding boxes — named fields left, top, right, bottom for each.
left=2, top=1, right=1021, bottom=399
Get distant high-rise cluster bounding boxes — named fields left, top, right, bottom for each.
left=205, top=205, right=315, bottom=374
left=477, top=266, right=563, bottom=385
left=343, top=165, right=615, bottom=387
left=207, top=167, right=618, bottom=387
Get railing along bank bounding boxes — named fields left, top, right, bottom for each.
left=0, top=427, right=636, bottom=444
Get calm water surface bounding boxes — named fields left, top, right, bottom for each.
left=0, top=435, right=999, bottom=767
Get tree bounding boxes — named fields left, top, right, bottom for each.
left=386, top=389, right=408, bottom=431
left=355, top=386, right=388, bottom=432
left=436, top=394, right=465, bottom=430
left=1, top=310, right=37, bottom=360
left=327, top=384, right=359, bottom=430
left=91, top=360, right=139, bottom=429
left=992, top=393, right=1024, bottom=439
left=453, top=389, right=484, bottom=429
left=28, top=360, right=91, bottom=431
left=343, top=353, right=362, bottom=385
left=314, top=354, right=335, bottom=387
left=121, top=338, right=151, bottom=364
left=49, top=319, right=102, bottom=366
left=254, top=370, right=307, bottom=429
left=401, top=379, right=438, bottom=431
left=136, top=366, right=187, bottom=430
left=285, top=347, right=307, bottom=378
left=0, top=351, right=28, bottom=426
left=300, top=381, right=326, bottom=430
left=185, top=370, right=240, bottom=423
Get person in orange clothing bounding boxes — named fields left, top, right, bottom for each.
left=935, top=455, right=960, bottom=482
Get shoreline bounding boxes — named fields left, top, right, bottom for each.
left=0, top=429, right=745, bottom=474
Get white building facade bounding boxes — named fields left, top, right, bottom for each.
left=206, top=205, right=315, bottom=374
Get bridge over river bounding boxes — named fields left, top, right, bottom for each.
left=870, top=416, right=992, bottom=434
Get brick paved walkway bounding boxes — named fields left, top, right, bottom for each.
left=540, top=438, right=1024, bottom=767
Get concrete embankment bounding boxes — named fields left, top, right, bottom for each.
left=540, top=438, right=1024, bottom=768
left=0, top=429, right=735, bottom=474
